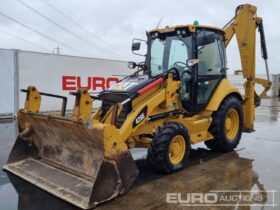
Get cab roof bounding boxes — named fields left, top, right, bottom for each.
left=149, top=24, right=225, bottom=34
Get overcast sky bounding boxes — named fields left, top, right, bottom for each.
left=0, top=0, right=279, bottom=74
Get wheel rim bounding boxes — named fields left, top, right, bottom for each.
left=225, top=108, right=239, bottom=141
left=168, top=135, right=186, bottom=165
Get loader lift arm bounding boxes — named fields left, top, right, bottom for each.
left=223, top=4, right=271, bottom=131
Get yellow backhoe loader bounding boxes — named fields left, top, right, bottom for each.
left=4, top=4, right=271, bottom=209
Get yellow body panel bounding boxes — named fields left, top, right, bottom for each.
left=131, top=114, right=213, bottom=145
left=205, top=79, right=242, bottom=111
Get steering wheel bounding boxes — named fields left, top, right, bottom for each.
left=173, top=62, right=192, bottom=76
left=174, top=61, right=187, bottom=68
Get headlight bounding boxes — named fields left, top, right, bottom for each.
left=128, top=61, right=136, bottom=69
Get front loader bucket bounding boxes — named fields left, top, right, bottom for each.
left=4, top=112, right=139, bottom=209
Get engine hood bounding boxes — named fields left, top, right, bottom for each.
left=102, top=74, right=152, bottom=96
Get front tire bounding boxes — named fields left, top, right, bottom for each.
left=147, top=122, right=190, bottom=174
left=205, top=96, right=243, bottom=152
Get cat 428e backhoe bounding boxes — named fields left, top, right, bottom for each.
left=4, top=4, right=271, bottom=209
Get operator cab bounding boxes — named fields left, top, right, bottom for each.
left=145, top=24, right=227, bottom=113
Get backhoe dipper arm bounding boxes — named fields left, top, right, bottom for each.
left=223, top=4, right=271, bottom=132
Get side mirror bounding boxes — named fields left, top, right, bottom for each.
left=132, top=42, right=141, bottom=51
left=131, top=38, right=147, bottom=56
left=197, top=33, right=215, bottom=46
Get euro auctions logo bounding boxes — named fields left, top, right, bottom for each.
left=166, top=190, right=277, bottom=207
left=62, top=76, right=120, bottom=91
left=166, top=192, right=218, bottom=206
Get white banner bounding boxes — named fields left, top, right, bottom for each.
left=18, top=51, right=131, bottom=111
left=0, top=49, right=15, bottom=116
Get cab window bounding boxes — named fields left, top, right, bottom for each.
left=196, top=30, right=226, bottom=105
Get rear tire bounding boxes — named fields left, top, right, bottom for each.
left=147, top=122, right=190, bottom=174
left=205, top=96, right=243, bottom=152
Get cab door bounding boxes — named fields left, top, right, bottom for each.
left=193, top=30, right=227, bottom=112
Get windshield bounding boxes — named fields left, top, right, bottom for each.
left=150, top=34, right=192, bottom=77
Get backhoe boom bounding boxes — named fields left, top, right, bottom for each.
left=224, top=4, right=271, bottom=131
